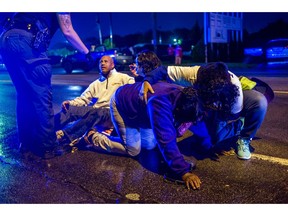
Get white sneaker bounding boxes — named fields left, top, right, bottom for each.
left=236, top=137, right=251, bottom=160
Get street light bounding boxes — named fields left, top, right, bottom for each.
left=173, top=38, right=177, bottom=45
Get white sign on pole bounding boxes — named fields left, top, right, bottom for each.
left=208, top=13, right=242, bottom=43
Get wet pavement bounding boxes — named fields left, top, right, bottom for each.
left=0, top=69, right=288, bottom=209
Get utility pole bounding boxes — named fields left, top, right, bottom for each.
left=152, top=13, right=158, bottom=53
left=109, top=13, right=113, bottom=48
left=96, top=15, right=102, bottom=45
left=204, top=12, right=208, bottom=63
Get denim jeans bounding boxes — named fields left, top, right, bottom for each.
left=205, top=89, right=268, bottom=146
left=0, top=29, right=56, bottom=151
left=240, top=89, right=268, bottom=139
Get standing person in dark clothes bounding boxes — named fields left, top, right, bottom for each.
left=0, top=13, right=92, bottom=159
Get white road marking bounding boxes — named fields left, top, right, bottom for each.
left=274, top=90, right=288, bottom=94
left=252, top=153, right=288, bottom=166
left=0, top=80, right=11, bottom=83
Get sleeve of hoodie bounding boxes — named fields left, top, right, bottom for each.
left=69, top=81, right=99, bottom=106
left=147, top=95, right=192, bottom=177
left=143, top=65, right=168, bottom=84
left=122, top=73, right=136, bottom=84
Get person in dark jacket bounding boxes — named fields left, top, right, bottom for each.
left=0, top=13, right=92, bottom=159
left=84, top=81, right=203, bottom=190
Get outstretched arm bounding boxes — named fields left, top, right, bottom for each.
left=147, top=95, right=201, bottom=190
left=56, top=13, right=89, bottom=55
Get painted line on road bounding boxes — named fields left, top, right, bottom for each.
left=274, top=90, right=288, bottom=94
left=252, top=153, right=288, bottom=166
left=0, top=80, right=12, bottom=83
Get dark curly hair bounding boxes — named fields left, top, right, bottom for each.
left=196, top=62, right=231, bottom=84
left=135, top=50, right=162, bottom=74
left=194, top=62, right=239, bottom=119
left=174, top=87, right=203, bottom=125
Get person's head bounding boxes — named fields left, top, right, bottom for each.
left=174, top=87, right=203, bottom=125
left=194, top=62, right=239, bottom=119
left=135, top=50, right=162, bottom=76
left=196, top=62, right=231, bottom=84
left=99, top=55, right=115, bottom=77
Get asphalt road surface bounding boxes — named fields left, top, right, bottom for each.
left=0, top=65, right=287, bottom=215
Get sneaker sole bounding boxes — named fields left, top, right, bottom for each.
left=237, top=154, right=251, bottom=160
left=69, top=138, right=81, bottom=147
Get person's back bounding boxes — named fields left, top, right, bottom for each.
left=114, top=82, right=183, bottom=128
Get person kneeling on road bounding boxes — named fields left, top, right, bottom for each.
left=82, top=82, right=203, bottom=190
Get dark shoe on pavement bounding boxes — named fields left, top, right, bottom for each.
left=56, top=130, right=71, bottom=145
left=33, top=144, right=68, bottom=160
left=73, top=137, right=89, bottom=150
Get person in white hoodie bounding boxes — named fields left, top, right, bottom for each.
left=141, top=62, right=270, bottom=160
left=54, top=55, right=135, bottom=145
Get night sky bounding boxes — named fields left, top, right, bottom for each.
left=70, top=12, right=288, bottom=38
left=1, top=0, right=287, bottom=40
left=1, top=12, right=288, bottom=44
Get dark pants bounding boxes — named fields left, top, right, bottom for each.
left=54, top=106, right=113, bottom=142
left=0, top=29, right=56, bottom=153
left=205, top=89, right=268, bottom=146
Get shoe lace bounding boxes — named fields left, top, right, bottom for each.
left=238, top=138, right=250, bottom=152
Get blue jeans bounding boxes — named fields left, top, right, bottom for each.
left=0, top=29, right=56, bottom=151
left=240, top=89, right=268, bottom=139
left=205, top=89, right=268, bottom=146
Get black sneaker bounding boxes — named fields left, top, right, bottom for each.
left=34, top=145, right=67, bottom=160
left=42, top=149, right=58, bottom=160
left=56, top=130, right=71, bottom=145
left=72, top=137, right=89, bottom=150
